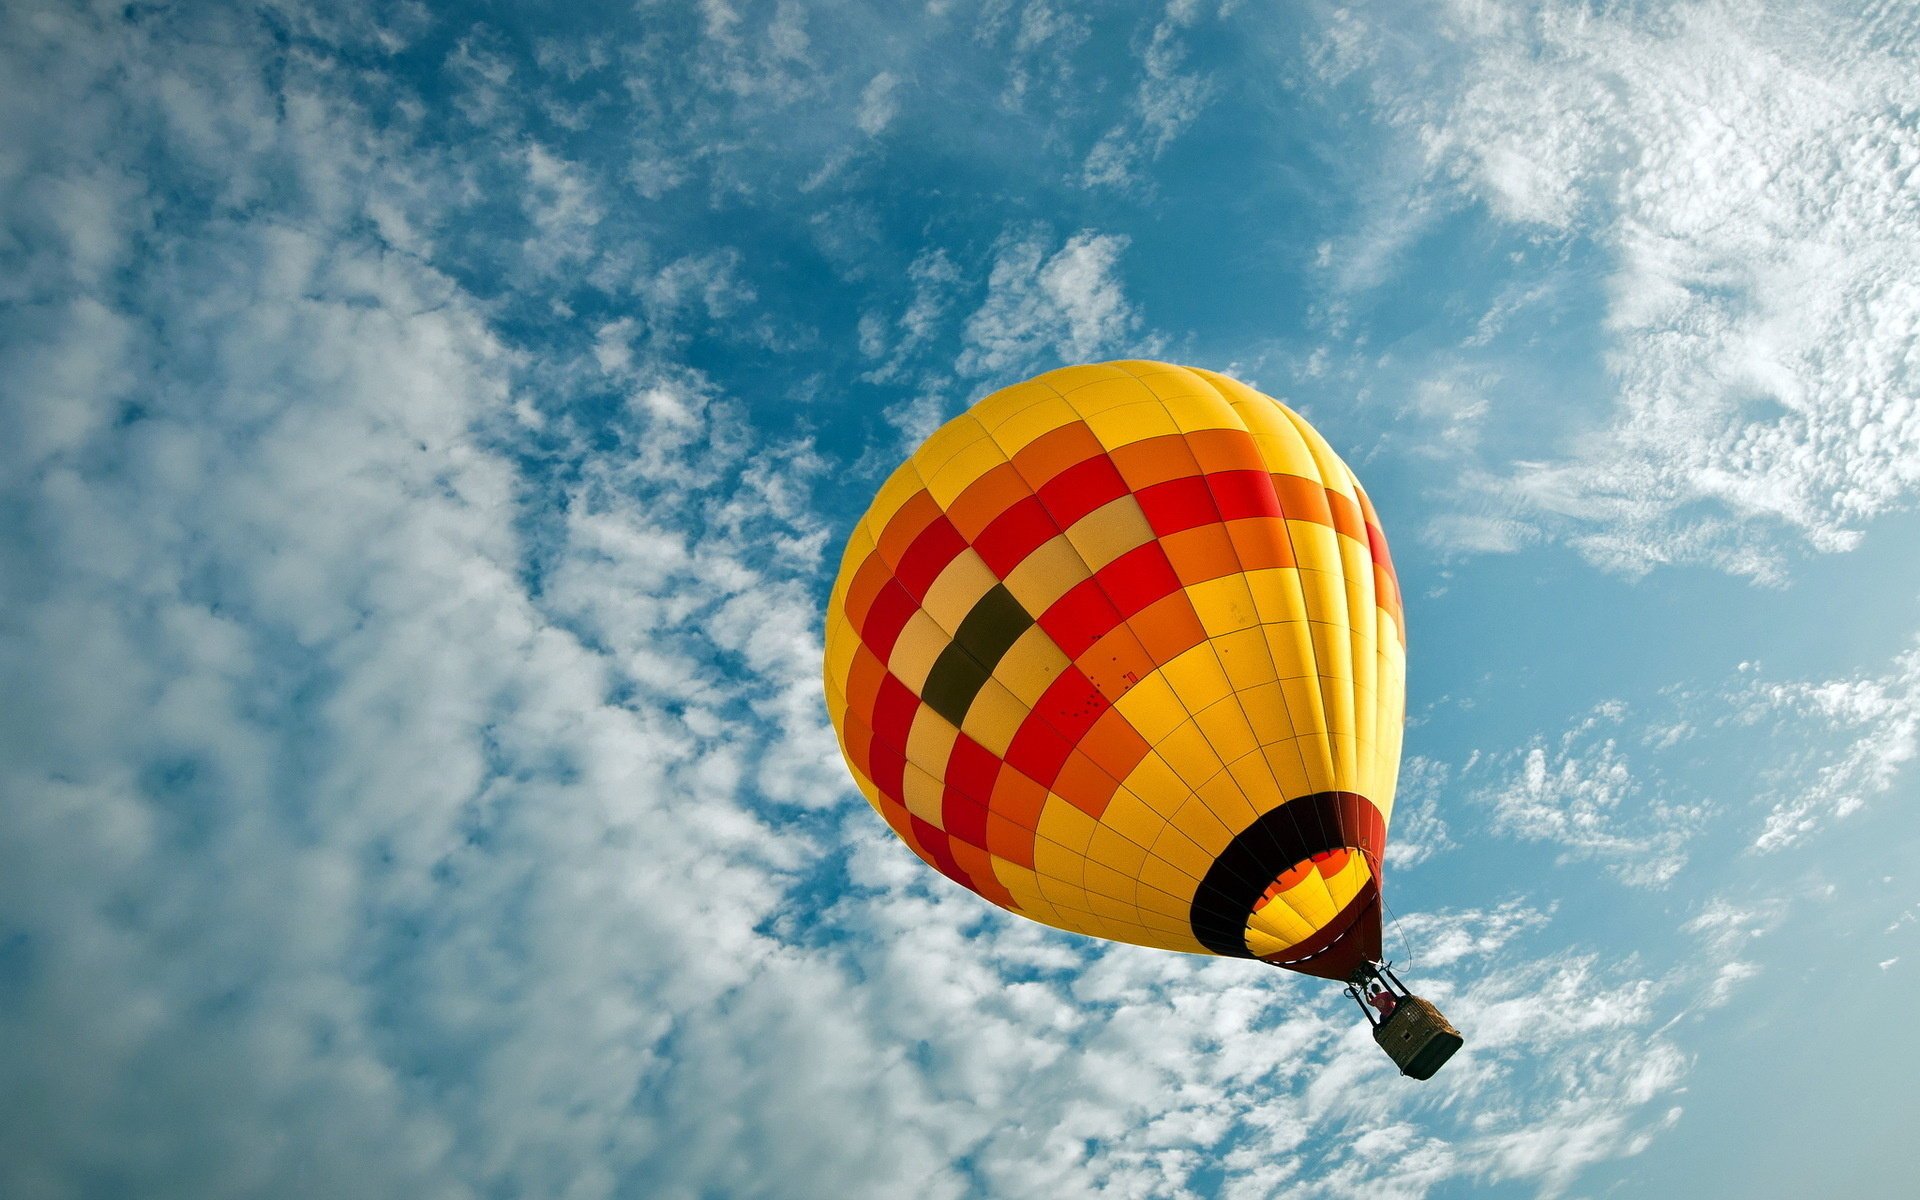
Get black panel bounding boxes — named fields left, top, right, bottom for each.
left=920, top=585, right=1034, bottom=727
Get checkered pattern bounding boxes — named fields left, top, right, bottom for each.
left=823, top=362, right=1405, bottom=978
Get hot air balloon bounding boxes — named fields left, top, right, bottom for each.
left=823, top=360, right=1461, bottom=1079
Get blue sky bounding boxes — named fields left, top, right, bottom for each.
left=2, top=1, right=1917, bottom=1197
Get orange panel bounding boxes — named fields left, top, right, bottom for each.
left=843, top=644, right=888, bottom=725
left=1131, top=591, right=1208, bottom=666
left=1160, top=523, right=1242, bottom=586
left=840, top=552, right=893, bottom=638
left=1078, top=707, right=1154, bottom=781
left=1109, top=433, right=1200, bottom=490
left=947, top=460, right=1030, bottom=541
left=1271, top=474, right=1332, bottom=527
left=875, top=489, right=941, bottom=565
left=985, top=811, right=1037, bottom=868
left=1225, top=517, right=1294, bottom=571
left=1079, top=622, right=1158, bottom=700
left=1188, top=427, right=1266, bottom=474
left=1011, top=421, right=1104, bottom=486
left=990, top=768, right=1049, bottom=830
left=1054, top=749, right=1120, bottom=818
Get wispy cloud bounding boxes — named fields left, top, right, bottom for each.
left=1081, top=0, right=1216, bottom=188
left=1735, top=644, right=1920, bottom=851
left=1476, top=702, right=1701, bottom=887
left=958, top=227, right=1141, bottom=377
left=1337, top=0, right=1920, bottom=578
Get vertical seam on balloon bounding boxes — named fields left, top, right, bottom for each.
left=1195, top=370, right=1353, bottom=932
left=1055, top=368, right=1330, bottom=932
left=889, top=418, right=1211, bottom=944
left=990, top=384, right=1281, bottom=912
left=1126, top=362, right=1337, bottom=947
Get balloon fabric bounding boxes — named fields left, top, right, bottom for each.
left=823, top=361, right=1405, bottom=981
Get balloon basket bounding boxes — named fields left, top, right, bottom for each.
left=1373, top=996, right=1462, bottom=1080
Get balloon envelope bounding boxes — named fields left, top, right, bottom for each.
left=824, top=361, right=1405, bottom=980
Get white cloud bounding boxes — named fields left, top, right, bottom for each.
left=1340, top=0, right=1920, bottom=578
left=1082, top=1, right=1214, bottom=188
left=1476, top=702, right=1700, bottom=886
left=1384, top=755, right=1455, bottom=869
left=958, top=228, right=1140, bottom=377
left=855, top=70, right=901, bottom=135
left=1736, top=643, right=1920, bottom=851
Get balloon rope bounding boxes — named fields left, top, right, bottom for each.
left=1379, top=882, right=1415, bottom=975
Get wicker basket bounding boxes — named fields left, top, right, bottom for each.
left=1372, top=996, right=1462, bottom=1080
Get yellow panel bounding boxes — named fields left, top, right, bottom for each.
left=1113, top=673, right=1189, bottom=744
left=1278, top=675, right=1331, bottom=736
left=1196, top=768, right=1260, bottom=831
left=1169, top=795, right=1235, bottom=855
left=1063, top=495, right=1154, bottom=572
left=1166, top=383, right=1243, bottom=435
left=1121, top=752, right=1194, bottom=817
left=971, top=378, right=1057, bottom=431
left=901, top=759, right=944, bottom=827
left=1281, top=872, right=1336, bottom=929
left=1223, top=748, right=1288, bottom=812
left=1156, top=723, right=1226, bottom=789
left=1082, top=398, right=1181, bottom=450
left=1060, top=374, right=1156, bottom=417
left=1193, top=696, right=1260, bottom=765
left=1286, top=733, right=1339, bottom=795
left=1211, top=626, right=1279, bottom=691
left=1186, top=574, right=1262, bottom=636
left=1135, top=876, right=1194, bottom=919
left=993, top=859, right=1057, bottom=910
left=888, top=610, right=949, bottom=693
left=1099, top=788, right=1170, bottom=849
left=1245, top=566, right=1310, bottom=626
left=1280, top=407, right=1359, bottom=505
left=1087, top=821, right=1150, bottom=873
left=861, top=459, right=930, bottom=547
left=993, top=625, right=1072, bottom=708
left=959, top=678, right=1026, bottom=755
left=1378, top=607, right=1405, bottom=657
left=925, top=435, right=1012, bottom=508
left=1237, top=680, right=1297, bottom=745
left=1130, top=363, right=1228, bottom=409
left=1314, top=627, right=1359, bottom=748
left=1149, top=825, right=1217, bottom=879
left=1246, top=897, right=1317, bottom=946
left=1046, top=362, right=1131, bottom=394
left=921, top=551, right=999, bottom=635
left=1002, top=535, right=1088, bottom=615
left=1350, top=680, right=1379, bottom=794
left=1033, top=836, right=1087, bottom=886
left=823, top=619, right=860, bottom=698
left=913, top=412, right=988, bottom=481
left=1328, top=731, right=1362, bottom=792
left=1157, top=643, right=1234, bottom=712
left=1084, top=861, right=1142, bottom=905
left=991, top=396, right=1080, bottom=454
left=1085, top=890, right=1142, bottom=921
left=1323, top=851, right=1372, bottom=910
left=1217, top=386, right=1321, bottom=479
left=904, top=707, right=959, bottom=779
left=1036, top=874, right=1093, bottom=912
left=1037, top=796, right=1098, bottom=854
left=1138, top=851, right=1202, bottom=901
left=1292, top=551, right=1347, bottom=619
left=1256, top=741, right=1316, bottom=805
